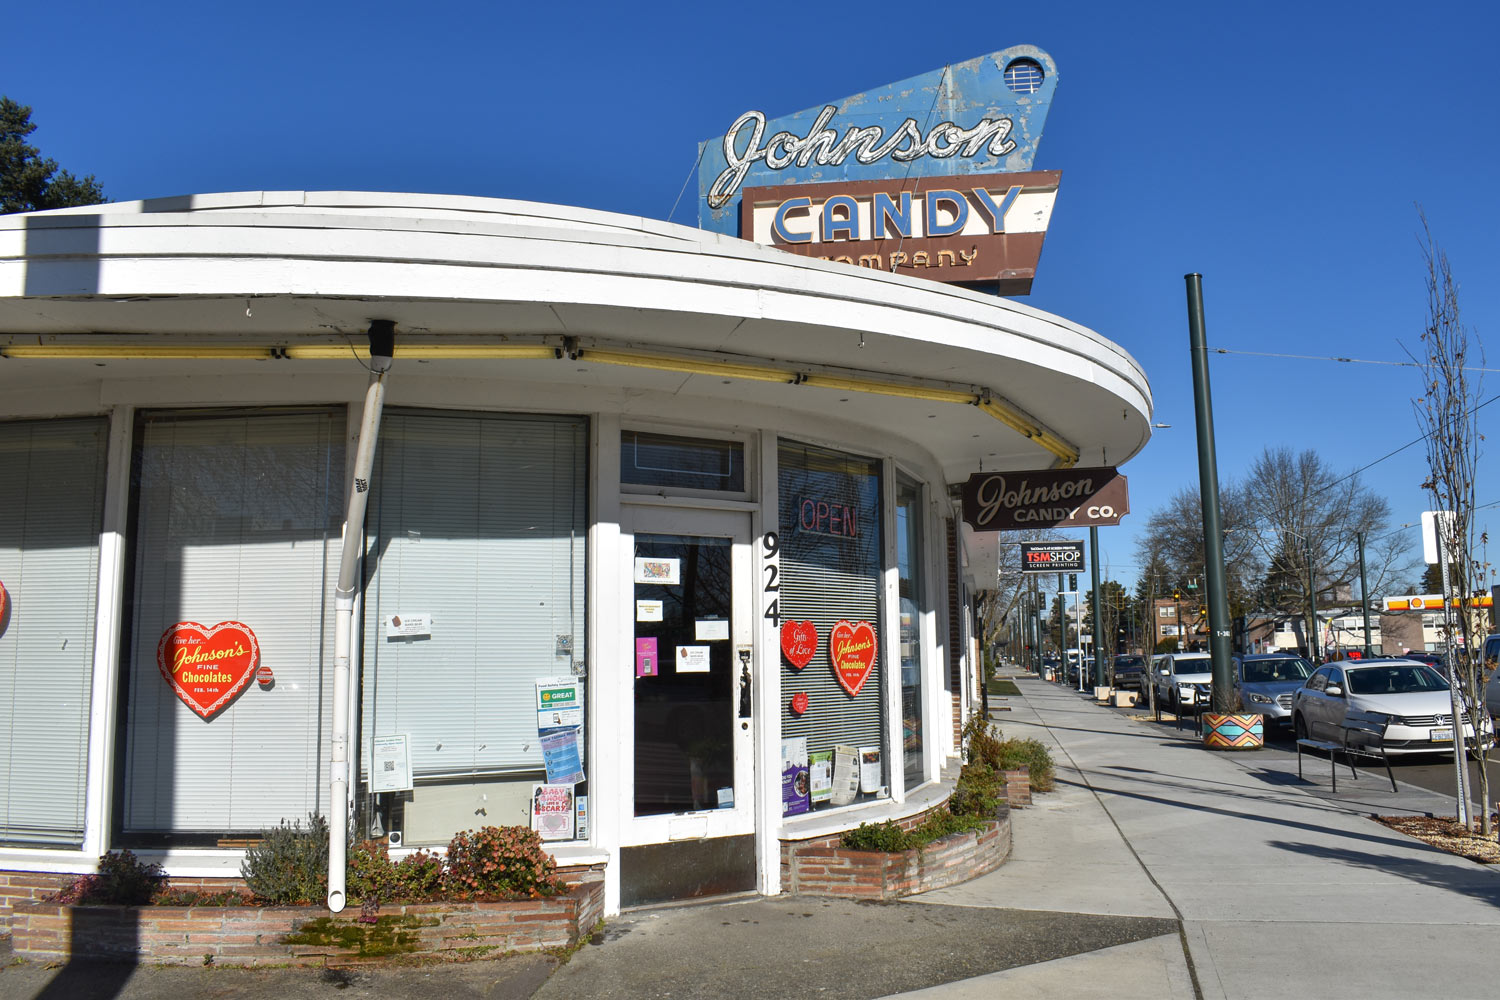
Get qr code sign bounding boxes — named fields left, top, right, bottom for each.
left=383, top=760, right=395, bottom=772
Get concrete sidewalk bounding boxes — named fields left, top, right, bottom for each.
left=905, top=676, right=1500, bottom=999
left=6, top=676, right=1499, bottom=999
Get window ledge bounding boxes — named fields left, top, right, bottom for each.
left=776, top=778, right=951, bottom=842
left=545, top=844, right=611, bottom=868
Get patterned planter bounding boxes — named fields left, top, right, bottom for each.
left=1202, top=712, right=1264, bottom=750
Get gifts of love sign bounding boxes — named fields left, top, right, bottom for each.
left=780, top=620, right=818, bottom=669
left=157, top=621, right=261, bottom=720
left=829, top=620, right=877, bottom=697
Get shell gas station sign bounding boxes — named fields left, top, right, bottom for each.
left=1383, top=594, right=1493, bottom=611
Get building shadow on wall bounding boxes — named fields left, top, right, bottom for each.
left=33, top=908, right=140, bottom=1000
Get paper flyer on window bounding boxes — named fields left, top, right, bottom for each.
left=539, top=726, right=585, bottom=785
left=531, top=783, right=576, bottom=841
left=370, top=733, right=413, bottom=793
left=781, top=737, right=810, bottom=816
left=859, top=746, right=882, bottom=793
left=536, top=676, right=584, bottom=729
left=831, top=744, right=859, bottom=806
left=808, top=749, right=833, bottom=805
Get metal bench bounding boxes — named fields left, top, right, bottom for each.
left=1296, top=708, right=1397, bottom=793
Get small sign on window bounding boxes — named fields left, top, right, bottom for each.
left=370, top=734, right=413, bottom=793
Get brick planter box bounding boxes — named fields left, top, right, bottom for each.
left=1004, top=767, right=1031, bottom=807
left=8, top=879, right=603, bottom=967
left=782, top=810, right=1011, bottom=901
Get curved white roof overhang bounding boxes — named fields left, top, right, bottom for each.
left=0, top=192, right=1154, bottom=583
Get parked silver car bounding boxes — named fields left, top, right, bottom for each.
left=1231, top=654, right=1314, bottom=728
left=1292, top=658, right=1485, bottom=754
left=1482, top=634, right=1500, bottom=717
left=1152, top=652, right=1212, bottom=713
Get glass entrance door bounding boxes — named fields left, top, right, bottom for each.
left=620, top=505, right=754, bottom=904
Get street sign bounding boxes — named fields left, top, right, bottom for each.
left=1421, top=510, right=1455, bottom=565
left=1020, top=540, right=1085, bottom=574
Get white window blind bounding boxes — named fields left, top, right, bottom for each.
left=122, top=411, right=343, bottom=834
left=360, top=412, right=587, bottom=782
left=0, top=418, right=106, bottom=846
left=777, top=441, right=885, bottom=783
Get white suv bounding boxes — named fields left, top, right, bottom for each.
left=1152, top=652, right=1213, bottom=713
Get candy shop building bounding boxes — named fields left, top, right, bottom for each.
left=0, top=46, right=1152, bottom=916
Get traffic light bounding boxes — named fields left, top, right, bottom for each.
left=1173, top=589, right=1181, bottom=601
left=1069, top=574, right=1078, bottom=591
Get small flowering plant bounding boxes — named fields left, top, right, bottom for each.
left=51, top=850, right=166, bottom=906
left=442, top=825, right=561, bottom=899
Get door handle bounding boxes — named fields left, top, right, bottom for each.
left=738, top=647, right=752, bottom=719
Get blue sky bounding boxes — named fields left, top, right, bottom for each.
left=9, top=0, right=1498, bottom=594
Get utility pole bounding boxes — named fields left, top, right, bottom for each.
left=1357, top=531, right=1373, bottom=658
left=1185, top=273, right=1235, bottom=716
left=1091, top=526, right=1105, bottom=688
left=1305, top=537, right=1320, bottom=663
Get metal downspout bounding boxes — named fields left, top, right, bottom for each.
left=327, top=321, right=395, bottom=913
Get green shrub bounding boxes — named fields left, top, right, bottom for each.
left=913, top=810, right=989, bottom=841
left=948, top=762, right=1006, bottom=818
left=958, top=711, right=1055, bottom=793
left=240, top=813, right=331, bottom=904
left=959, top=712, right=1007, bottom=770
left=52, top=850, right=166, bottom=905
left=443, top=825, right=561, bottom=899
left=347, top=839, right=445, bottom=903
left=992, top=737, right=1055, bottom=792
left=156, top=887, right=250, bottom=906
left=840, top=812, right=990, bottom=853
left=840, top=820, right=917, bottom=852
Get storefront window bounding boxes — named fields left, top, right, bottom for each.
left=777, top=440, right=884, bottom=813
left=621, top=431, right=745, bottom=494
left=359, top=411, right=588, bottom=846
left=896, top=476, right=924, bottom=789
left=0, top=418, right=106, bottom=847
left=121, top=410, right=343, bottom=839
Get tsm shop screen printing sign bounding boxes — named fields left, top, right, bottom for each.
left=698, top=45, right=1062, bottom=293
left=1019, top=541, right=1085, bottom=575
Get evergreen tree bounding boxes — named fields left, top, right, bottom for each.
left=1, top=98, right=105, bottom=213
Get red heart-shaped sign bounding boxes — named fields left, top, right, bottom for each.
left=157, top=621, right=261, bottom=720
left=829, top=620, right=877, bottom=698
left=781, top=620, right=818, bottom=670
left=790, top=692, right=809, bottom=716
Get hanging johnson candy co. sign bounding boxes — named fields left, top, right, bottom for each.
left=960, top=467, right=1130, bottom=531
left=699, top=46, right=1060, bottom=293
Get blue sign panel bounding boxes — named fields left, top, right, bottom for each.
left=698, top=46, right=1058, bottom=235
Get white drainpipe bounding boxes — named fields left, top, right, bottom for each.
left=327, top=321, right=395, bottom=913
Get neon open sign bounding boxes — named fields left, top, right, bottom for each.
left=797, top=497, right=861, bottom=539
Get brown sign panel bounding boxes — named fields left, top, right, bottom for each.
left=740, top=171, right=1060, bottom=295
left=960, top=467, right=1129, bottom=531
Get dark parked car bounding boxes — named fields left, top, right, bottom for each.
left=1402, top=652, right=1448, bottom=678
left=1112, top=654, right=1147, bottom=691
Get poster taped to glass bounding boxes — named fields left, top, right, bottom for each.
left=531, top=784, right=576, bottom=841
left=536, top=676, right=584, bottom=729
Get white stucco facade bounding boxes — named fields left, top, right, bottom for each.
left=0, top=192, right=1151, bottom=913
